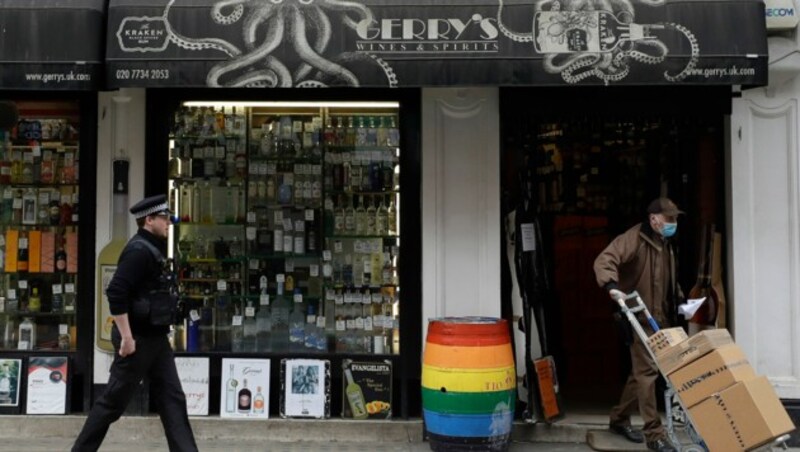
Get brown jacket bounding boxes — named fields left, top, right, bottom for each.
left=594, top=221, right=681, bottom=326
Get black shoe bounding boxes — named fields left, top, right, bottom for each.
left=608, top=423, right=644, bottom=443
left=646, top=438, right=677, bottom=452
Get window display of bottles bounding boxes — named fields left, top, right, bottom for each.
left=169, top=104, right=401, bottom=356
left=0, top=107, right=80, bottom=352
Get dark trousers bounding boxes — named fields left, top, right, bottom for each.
left=72, top=328, right=198, bottom=452
left=609, top=333, right=665, bottom=442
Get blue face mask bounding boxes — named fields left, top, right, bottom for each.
left=661, top=223, right=677, bottom=237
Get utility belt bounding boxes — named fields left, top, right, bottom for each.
left=127, top=236, right=181, bottom=326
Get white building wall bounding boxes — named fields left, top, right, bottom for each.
left=731, top=34, right=800, bottom=397
left=420, top=88, right=501, bottom=343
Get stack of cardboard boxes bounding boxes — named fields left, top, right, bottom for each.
left=646, top=328, right=795, bottom=451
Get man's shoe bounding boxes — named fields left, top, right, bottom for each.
left=608, top=424, right=644, bottom=443
left=646, top=437, right=678, bottom=452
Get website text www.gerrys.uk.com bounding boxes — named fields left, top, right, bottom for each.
left=684, top=65, right=757, bottom=78
left=24, top=71, right=92, bottom=84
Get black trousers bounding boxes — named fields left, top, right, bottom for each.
left=72, top=327, right=198, bottom=452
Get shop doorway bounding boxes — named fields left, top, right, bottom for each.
left=500, top=87, right=728, bottom=412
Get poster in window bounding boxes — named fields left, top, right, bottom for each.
left=26, top=356, right=68, bottom=414
left=341, top=360, right=392, bottom=420
left=280, top=359, right=329, bottom=419
left=175, top=357, right=209, bottom=416
left=219, top=358, right=269, bottom=419
left=0, top=359, right=22, bottom=408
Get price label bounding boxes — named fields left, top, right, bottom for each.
left=362, top=293, right=371, bottom=304
left=18, top=280, right=28, bottom=289
left=247, top=211, right=257, bottom=223
left=260, top=294, right=270, bottom=306
left=310, top=265, right=319, bottom=277
left=306, top=314, right=316, bottom=324
left=334, top=241, right=343, bottom=253
left=215, top=146, right=226, bottom=159
left=285, top=260, right=294, bottom=272
left=38, top=192, right=50, bottom=204
left=335, top=292, right=344, bottom=304
left=323, top=263, right=332, bottom=277
left=276, top=273, right=285, bottom=283
left=364, top=317, right=373, bottom=332
left=12, top=198, right=22, bottom=209
left=283, top=218, right=293, bottom=231
left=364, top=261, right=372, bottom=274
left=372, top=293, right=382, bottom=303
left=283, top=173, right=294, bottom=186
left=293, top=293, right=303, bottom=303
left=250, top=259, right=260, bottom=270
left=59, top=324, right=69, bottom=335
left=24, top=150, right=35, bottom=162
left=259, top=275, right=268, bottom=290
left=322, top=250, right=332, bottom=261
left=217, top=280, right=227, bottom=292
left=266, top=163, right=276, bottom=175
left=232, top=315, right=243, bottom=326
left=31, top=146, right=42, bottom=157
left=7, top=289, right=16, bottom=300
left=52, top=284, right=63, bottom=295
left=326, top=289, right=335, bottom=301
left=336, top=319, right=346, bottom=331
left=325, top=198, right=333, bottom=210
left=274, top=210, right=284, bottom=224
left=346, top=319, right=355, bottom=330
left=65, top=283, right=75, bottom=293
left=295, top=220, right=305, bottom=232
left=245, top=307, right=255, bottom=317
left=189, top=310, right=201, bottom=322
left=355, top=317, right=365, bottom=329
left=316, top=316, right=326, bottom=328
left=305, top=209, right=314, bottom=221
left=246, top=227, right=257, bottom=241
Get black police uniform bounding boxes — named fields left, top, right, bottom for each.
left=73, top=196, right=197, bottom=452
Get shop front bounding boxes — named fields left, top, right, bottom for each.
left=0, top=0, right=105, bottom=413
left=99, top=0, right=768, bottom=420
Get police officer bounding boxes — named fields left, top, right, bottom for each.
left=73, top=194, right=198, bottom=452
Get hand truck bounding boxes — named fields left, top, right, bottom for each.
left=613, top=291, right=791, bottom=452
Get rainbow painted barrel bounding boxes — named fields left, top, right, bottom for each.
left=422, top=317, right=516, bottom=452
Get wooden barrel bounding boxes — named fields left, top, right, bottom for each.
left=422, top=317, right=516, bottom=452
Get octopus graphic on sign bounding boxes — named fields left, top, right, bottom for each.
left=497, top=0, right=699, bottom=84
left=118, top=0, right=397, bottom=87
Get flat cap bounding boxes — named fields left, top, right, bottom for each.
left=647, top=197, right=685, bottom=217
left=130, top=194, right=171, bottom=219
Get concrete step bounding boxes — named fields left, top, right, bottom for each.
left=0, top=414, right=607, bottom=444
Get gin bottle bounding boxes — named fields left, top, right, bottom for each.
left=270, top=278, right=290, bottom=351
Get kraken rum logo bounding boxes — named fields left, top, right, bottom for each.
left=117, top=17, right=170, bottom=52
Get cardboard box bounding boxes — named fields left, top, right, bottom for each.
left=647, top=327, right=688, bottom=357
left=689, top=376, right=795, bottom=452
left=658, top=328, right=733, bottom=376
left=669, top=344, right=756, bottom=408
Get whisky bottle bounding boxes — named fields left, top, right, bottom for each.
left=28, top=287, right=40, bottom=313
left=344, top=368, right=368, bottom=419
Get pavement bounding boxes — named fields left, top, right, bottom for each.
left=0, top=414, right=795, bottom=452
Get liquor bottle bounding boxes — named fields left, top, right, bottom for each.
left=253, top=386, right=265, bottom=414
left=96, top=160, right=129, bottom=352
left=186, top=309, right=200, bottom=353
left=225, top=363, right=237, bottom=413
left=376, top=197, right=388, bottom=236
left=376, top=116, right=388, bottom=147
left=238, top=378, right=253, bottom=414
left=55, top=241, right=67, bottom=273
left=345, top=196, right=356, bottom=235
left=367, top=116, right=378, bottom=147
left=51, top=284, right=63, bottom=313
left=1, top=188, right=12, bottom=223
left=387, top=116, right=400, bottom=147
left=366, top=196, right=376, bottom=235
left=346, top=116, right=356, bottom=147
left=334, top=195, right=345, bottom=235
left=231, top=302, right=244, bottom=353
left=270, top=278, right=290, bottom=351
left=243, top=299, right=257, bottom=352
left=304, top=304, right=318, bottom=351
left=324, top=116, right=335, bottom=146
left=255, top=276, right=272, bottom=352
left=18, top=317, right=35, bottom=350
left=215, top=282, right=232, bottom=351
left=17, top=232, right=28, bottom=272
left=288, top=288, right=305, bottom=351
left=273, top=213, right=284, bottom=254
left=28, top=287, right=40, bottom=313
left=344, top=368, right=368, bottom=419
left=293, top=219, right=305, bottom=255
left=355, top=116, right=367, bottom=147
left=387, top=199, right=397, bottom=236
left=200, top=293, right=215, bottom=351
left=355, top=196, right=367, bottom=235
left=168, top=147, right=181, bottom=178
left=11, top=189, right=22, bottom=224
